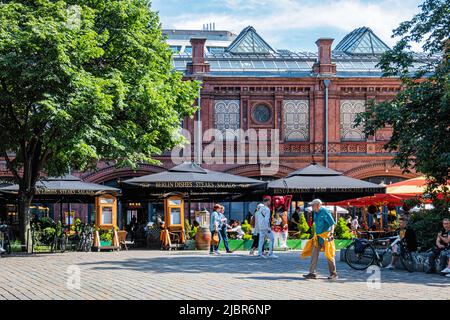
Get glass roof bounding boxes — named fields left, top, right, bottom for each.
left=334, top=27, right=390, bottom=55
left=226, top=26, right=275, bottom=54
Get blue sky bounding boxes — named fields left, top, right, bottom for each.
left=151, top=0, right=424, bottom=52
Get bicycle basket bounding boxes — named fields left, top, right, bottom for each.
left=354, top=238, right=369, bottom=254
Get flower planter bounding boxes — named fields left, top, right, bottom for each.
left=100, top=240, right=112, bottom=246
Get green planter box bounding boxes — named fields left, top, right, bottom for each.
left=334, top=239, right=352, bottom=249
left=100, top=240, right=112, bottom=246
left=214, top=239, right=352, bottom=251
left=218, top=239, right=253, bottom=251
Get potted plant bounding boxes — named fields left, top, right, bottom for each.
left=99, top=229, right=113, bottom=246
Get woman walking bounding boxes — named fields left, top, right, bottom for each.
left=218, top=205, right=233, bottom=253
left=209, top=204, right=221, bottom=255
left=249, top=207, right=260, bottom=255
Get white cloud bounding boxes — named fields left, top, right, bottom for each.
left=157, top=0, right=424, bottom=51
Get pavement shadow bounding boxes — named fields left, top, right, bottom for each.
left=76, top=252, right=450, bottom=287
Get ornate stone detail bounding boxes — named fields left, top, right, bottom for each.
left=314, top=143, right=323, bottom=153
left=283, top=100, right=309, bottom=142
left=283, top=144, right=311, bottom=154
left=375, top=144, right=387, bottom=153
left=214, top=100, right=240, bottom=139
left=340, top=100, right=366, bottom=141
left=328, top=143, right=338, bottom=153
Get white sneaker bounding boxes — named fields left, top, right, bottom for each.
left=268, top=254, right=278, bottom=259
left=0, top=247, right=5, bottom=254
left=440, top=267, right=450, bottom=273
left=446, top=273, right=450, bottom=278
left=384, top=264, right=395, bottom=270
left=258, top=254, right=267, bottom=259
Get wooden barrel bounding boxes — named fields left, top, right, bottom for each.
left=195, top=227, right=211, bottom=250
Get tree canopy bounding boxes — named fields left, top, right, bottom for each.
left=0, top=0, right=199, bottom=185
left=0, top=0, right=199, bottom=248
left=356, top=0, right=449, bottom=195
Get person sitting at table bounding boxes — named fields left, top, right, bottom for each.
left=426, top=218, right=450, bottom=274
left=345, top=215, right=352, bottom=229
left=228, top=220, right=245, bottom=239
left=289, top=206, right=301, bottom=231
left=385, top=216, right=418, bottom=270
left=351, top=216, right=360, bottom=232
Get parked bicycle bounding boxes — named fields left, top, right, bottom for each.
left=77, top=224, right=94, bottom=252
left=0, top=224, right=12, bottom=256
left=51, top=222, right=67, bottom=253
left=345, top=234, right=416, bottom=272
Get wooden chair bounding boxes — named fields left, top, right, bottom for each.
left=117, top=230, right=128, bottom=251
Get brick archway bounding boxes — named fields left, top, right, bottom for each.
left=225, top=164, right=295, bottom=178
left=344, top=161, right=419, bottom=180
left=82, top=164, right=165, bottom=183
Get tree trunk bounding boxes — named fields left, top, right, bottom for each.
left=18, top=192, right=33, bottom=253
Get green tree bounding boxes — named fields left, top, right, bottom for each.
left=0, top=0, right=199, bottom=251
left=355, top=0, right=449, bottom=206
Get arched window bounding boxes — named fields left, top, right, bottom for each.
left=340, top=100, right=366, bottom=141
left=283, top=100, right=309, bottom=142
left=214, top=100, right=240, bottom=140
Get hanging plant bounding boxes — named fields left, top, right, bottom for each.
left=402, top=203, right=411, bottom=212
left=368, top=205, right=378, bottom=214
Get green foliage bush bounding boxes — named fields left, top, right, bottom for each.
left=409, top=208, right=449, bottom=249
left=188, top=226, right=198, bottom=239
left=241, top=220, right=252, bottom=235
left=31, top=217, right=56, bottom=245
left=334, top=217, right=353, bottom=240
left=299, top=233, right=310, bottom=239
left=243, top=234, right=253, bottom=241
left=298, top=213, right=309, bottom=233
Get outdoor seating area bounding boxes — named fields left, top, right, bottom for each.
left=1, top=163, right=447, bottom=275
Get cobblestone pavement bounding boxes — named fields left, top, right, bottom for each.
left=0, top=250, right=448, bottom=300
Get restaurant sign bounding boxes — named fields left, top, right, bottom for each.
left=140, top=182, right=254, bottom=189
left=272, top=187, right=385, bottom=194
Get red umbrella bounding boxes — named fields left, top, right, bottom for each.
left=328, top=193, right=404, bottom=207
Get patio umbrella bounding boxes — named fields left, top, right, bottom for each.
left=0, top=175, right=120, bottom=227
left=304, top=205, right=349, bottom=214
left=267, top=163, right=385, bottom=201
left=122, top=161, right=267, bottom=201
left=328, top=193, right=405, bottom=207
left=386, top=176, right=450, bottom=201
left=0, top=175, right=120, bottom=200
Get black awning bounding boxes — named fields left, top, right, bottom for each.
left=267, top=163, right=385, bottom=201
left=122, top=162, right=267, bottom=199
left=0, top=175, right=120, bottom=201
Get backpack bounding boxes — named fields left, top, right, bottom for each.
left=354, top=238, right=369, bottom=254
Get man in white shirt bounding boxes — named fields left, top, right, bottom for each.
left=255, top=197, right=277, bottom=259
left=351, top=216, right=360, bottom=231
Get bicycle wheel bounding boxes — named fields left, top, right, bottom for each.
left=60, top=236, right=67, bottom=253
left=85, top=237, right=93, bottom=252
left=5, top=240, right=11, bottom=255
left=400, top=249, right=415, bottom=272
left=345, top=241, right=376, bottom=270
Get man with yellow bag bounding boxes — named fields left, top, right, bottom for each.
left=302, top=199, right=338, bottom=280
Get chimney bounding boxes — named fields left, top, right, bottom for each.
left=186, top=37, right=210, bottom=75
left=313, top=38, right=336, bottom=75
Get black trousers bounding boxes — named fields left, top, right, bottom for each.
left=428, top=247, right=448, bottom=270
left=251, top=234, right=259, bottom=250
